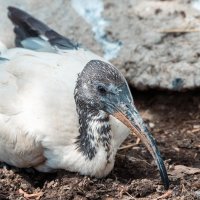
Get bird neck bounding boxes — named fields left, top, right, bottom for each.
left=75, top=102, right=112, bottom=160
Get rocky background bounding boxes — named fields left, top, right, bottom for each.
left=1, top=0, right=200, bottom=90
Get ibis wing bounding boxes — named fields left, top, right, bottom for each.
left=8, top=6, right=78, bottom=51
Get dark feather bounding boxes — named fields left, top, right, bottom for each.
left=8, top=6, right=78, bottom=50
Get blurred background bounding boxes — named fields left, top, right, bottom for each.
left=0, top=0, right=200, bottom=199
left=1, top=0, right=200, bottom=90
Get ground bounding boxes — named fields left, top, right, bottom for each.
left=0, top=89, right=199, bottom=200
left=0, top=0, right=200, bottom=199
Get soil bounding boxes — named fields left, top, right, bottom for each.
left=0, top=89, right=199, bottom=200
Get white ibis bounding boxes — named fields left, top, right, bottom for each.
left=0, top=7, right=169, bottom=189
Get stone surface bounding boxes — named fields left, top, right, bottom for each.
left=0, top=0, right=200, bottom=90
left=0, top=0, right=103, bottom=54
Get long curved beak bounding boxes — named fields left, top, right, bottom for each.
left=113, top=103, right=169, bottom=189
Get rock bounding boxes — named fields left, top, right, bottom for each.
left=20, top=183, right=28, bottom=190
left=149, top=122, right=155, bottom=129
left=105, top=0, right=200, bottom=90
left=0, top=0, right=200, bottom=90
left=195, top=190, right=200, bottom=198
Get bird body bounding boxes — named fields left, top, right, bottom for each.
left=0, top=7, right=169, bottom=188
left=0, top=46, right=129, bottom=176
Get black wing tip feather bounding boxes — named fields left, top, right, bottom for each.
left=8, top=6, right=35, bottom=27
left=8, top=6, right=27, bottom=17
left=8, top=6, right=25, bottom=18
left=7, top=6, right=78, bottom=50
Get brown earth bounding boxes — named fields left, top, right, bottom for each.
left=0, top=89, right=199, bottom=200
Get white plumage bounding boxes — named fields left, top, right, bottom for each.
left=0, top=43, right=129, bottom=176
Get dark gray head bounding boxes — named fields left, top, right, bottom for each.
left=75, top=60, right=169, bottom=189
left=75, top=60, right=133, bottom=113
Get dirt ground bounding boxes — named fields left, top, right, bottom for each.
left=0, top=0, right=199, bottom=199
left=0, top=89, right=199, bottom=200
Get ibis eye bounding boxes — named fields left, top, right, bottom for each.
left=97, top=85, right=107, bottom=94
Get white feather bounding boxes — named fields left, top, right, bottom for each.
left=0, top=46, right=130, bottom=176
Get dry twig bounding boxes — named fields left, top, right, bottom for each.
left=155, top=190, right=173, bottom=200
left=157, top=28, right=200, bottom=33
left=19, top=189, right=44, bottom=200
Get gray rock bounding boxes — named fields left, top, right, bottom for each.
left=195, top=190, right=200, bottom=199
left=1, top=0, right=200, bottom=90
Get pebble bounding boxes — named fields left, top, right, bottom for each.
left=20, top=183, right=28, bottom=190
left=195, top=190, right=200, bottom=198
left=193, top=125, right=200, bottom=129
left=47, top=181, right=54, bottom=188
left=149, top=122, right=155, bottom=128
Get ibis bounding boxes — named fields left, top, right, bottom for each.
left=0, top=7, right=169, bottom=189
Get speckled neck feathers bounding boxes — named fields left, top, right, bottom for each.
left=74, top=98, right=112, bottom=160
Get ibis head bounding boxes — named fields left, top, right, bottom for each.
left=75, top=60, right=169, bottom=189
